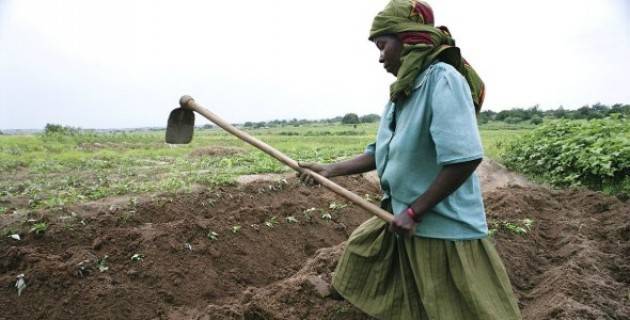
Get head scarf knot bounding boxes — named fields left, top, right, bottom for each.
left=370, top=0, right=485, bottom=111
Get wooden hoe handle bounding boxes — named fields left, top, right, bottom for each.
left=179, top=95, right=394, bottom=223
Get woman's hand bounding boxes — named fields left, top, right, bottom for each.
left=389, top=210, right=416, bottom=235
left=297, top=162, right=334, bottom=185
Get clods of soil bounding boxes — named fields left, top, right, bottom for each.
left=1, top=173, right=629, bottom=320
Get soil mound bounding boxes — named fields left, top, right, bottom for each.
left=486, top=186, right=630, bottom=319
left=0, top=177, right=377, bottom=319
left=1, top=175, right=628, bottom=319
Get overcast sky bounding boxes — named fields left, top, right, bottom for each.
left=1, top=0, right=629, bottom=129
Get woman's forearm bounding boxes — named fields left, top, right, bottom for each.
left=409, top=158, right=482, bottom=216
left=328, top=153, right=376, bottom=177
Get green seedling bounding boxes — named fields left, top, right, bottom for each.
left=321, top=212, right=333, bottom=221
left=30, top=222, right=48, bottom=235
left=329, top=202, right=347, bottom=211
left=15, top=274, right=26, bottom=296
left=131, top=253, right=144, bottom=262
left=96, top=255, right=109, bottom=272
left=76, top=260, right=92, bottom=278
left=504, top=222, right=527, bottom=235
left=231, top=225, right=241, bottom=234
left=264, top=216, right=279, bottom=228
left=302, top=208, right=315, bottom=223
left=488, top=228, right=497, bottom=237
left=286, top=216, right=298, bottom=224
left=207, top=231, right=219, bottom=240
left=0, top=207, right=7, bottom=215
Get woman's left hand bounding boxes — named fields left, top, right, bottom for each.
left=389, top=211, right=416, bottom=235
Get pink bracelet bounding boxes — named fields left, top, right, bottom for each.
left=405, top=207, right=417, bottom=220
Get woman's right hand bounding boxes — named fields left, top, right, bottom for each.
left=297, top=162, right=334, bottom=185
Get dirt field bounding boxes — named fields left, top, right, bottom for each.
left=1, top=162, right=629, bottom=319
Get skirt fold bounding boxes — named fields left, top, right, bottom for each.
left=332, top=217, right=522, bottom=320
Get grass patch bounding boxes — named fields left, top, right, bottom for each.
left=0, top=122, right=525, bottom=212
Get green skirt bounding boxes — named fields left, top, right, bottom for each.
left=332, top=217, right=522, bottom=320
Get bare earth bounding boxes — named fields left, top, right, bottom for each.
left=1, top=159, right=628, bottom=319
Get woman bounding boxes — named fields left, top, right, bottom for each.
left=299, top=0, right=522, bottom=319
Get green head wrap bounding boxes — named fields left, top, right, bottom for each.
left=370, top=0, right=485, bottom=111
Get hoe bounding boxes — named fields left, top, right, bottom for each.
left=166, top=95, right=393, bottom=223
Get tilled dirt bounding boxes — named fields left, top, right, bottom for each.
left=1, top=170, right=629, bottom=320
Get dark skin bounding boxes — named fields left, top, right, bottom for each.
left=299, top=35, right=482, bottom=235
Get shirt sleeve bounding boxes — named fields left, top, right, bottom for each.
left=364, top=142, right=376, bottom=155
left=429, top=66, right=484, bottom=165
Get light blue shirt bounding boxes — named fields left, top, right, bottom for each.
left=366, top=62, right=488, bottom=240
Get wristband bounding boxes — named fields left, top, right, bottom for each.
left=405, top=207, right=417, bottom=221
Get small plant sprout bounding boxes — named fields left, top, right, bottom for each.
left=0, top=207, right=7, bottom=214
left=329, top=202, right=347, bottom=211
left=286, top=216, right=299, bottom=224
left=96, top=255, right=109, bottom=272
left=504, top=222, right=527, bottom=235
left=207, top=230, right=219, bottom=240
left=488, top=228, right=497, bottom=237
left=131, top=253, right=144, bottom=262
left=76, top=260, right=92, bottom=278
left=304, top=208, right=318, bottom=214
left=30, top=222, right=48, bottom=235
left=264, top=216, right=279, bottom=228
left=15, top=274, right=26, bottom=296
left=321, top=212, right=333, bottom=221
left=231, top=225, right=242, bottom=234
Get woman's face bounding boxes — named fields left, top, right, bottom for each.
left=374, top=35, right=403, bottom=76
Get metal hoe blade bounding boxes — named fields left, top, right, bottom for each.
left=166, top=108, right=195, bottom=144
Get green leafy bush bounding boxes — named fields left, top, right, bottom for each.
left=500, top=117, right=630, bottom=194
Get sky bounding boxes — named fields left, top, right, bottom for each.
left=1, top=0, right=629, bottom=130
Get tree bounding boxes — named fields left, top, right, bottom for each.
left=360, top=114, right=381, bottom=123
left=530, top=115, right=543, bottom=125
left=504, top=116, right=523, bottom=124
left=477, top=114, right=489, bottom=125
left=342, top=113, right=360, bottom=124
left=44, top=123, right=79, bottom=135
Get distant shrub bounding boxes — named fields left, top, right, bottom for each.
left=504, top=116, right=523, bottom=124
left=530, top=115, right=543, bottom=125
left=360, top=114, right=381, bottom=123
left=44, top=123, right=79, bottom=135
left=341, top=113, right=360, bottom=125
left=501, top=117, right=630, bottom=194
left=278, top=131, right=300, bottom=136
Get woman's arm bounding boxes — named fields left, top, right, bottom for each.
left=298, top=153, right=376, bottom=184
left=390, top=158, right=482, bottom=234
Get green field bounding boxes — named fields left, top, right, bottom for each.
left=0, top=123, right=527, bottom=213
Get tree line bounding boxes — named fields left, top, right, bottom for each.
left=478, top=103, right=630, bottom=125
left=5, top=103, right=626, bottom=135
left=240, top=113, right=381, bottom=128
